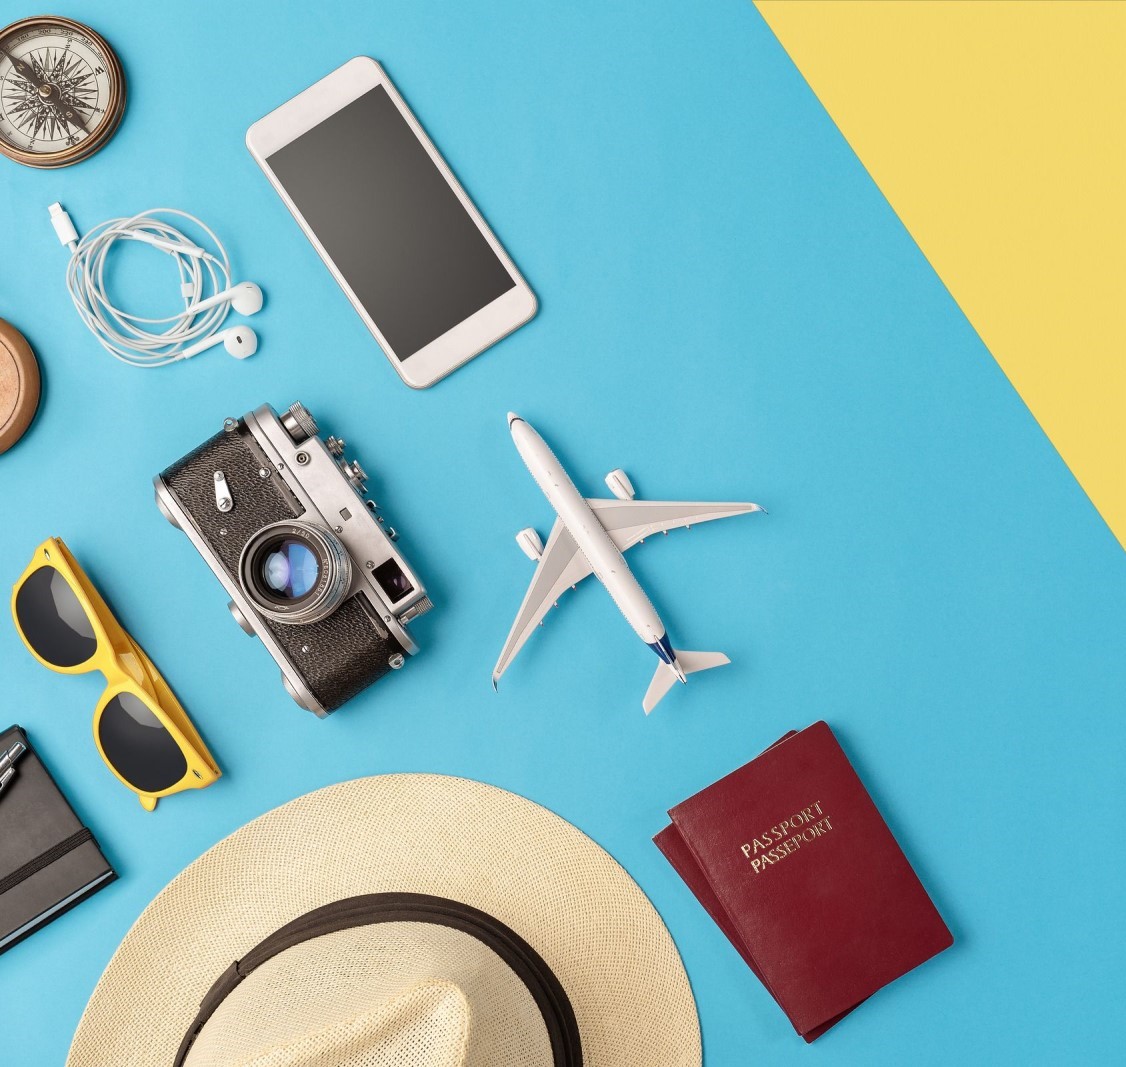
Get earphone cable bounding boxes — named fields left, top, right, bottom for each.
left=58, top=208, right=239, bottom=368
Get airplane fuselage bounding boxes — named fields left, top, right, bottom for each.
left=508, top=414, right=680, bottom=671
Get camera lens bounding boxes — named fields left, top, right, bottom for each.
left=239, top=522, right=352, bottom=625
left=260, top=538, right=320, bottom=600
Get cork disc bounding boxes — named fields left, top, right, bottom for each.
left=0, top=319, right=40, bottom=453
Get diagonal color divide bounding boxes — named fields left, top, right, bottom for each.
left=757, top=0, right=1126, bottom=549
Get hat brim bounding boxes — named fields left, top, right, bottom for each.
left=67, top=774, right=700, bottom=1066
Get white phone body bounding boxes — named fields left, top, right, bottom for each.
left=246, top=57, right=536, bottom=388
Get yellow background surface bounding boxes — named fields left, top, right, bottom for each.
left=756, top=0, right=1125, bottom=548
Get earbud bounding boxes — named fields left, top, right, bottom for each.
left=177, top=326, right=258, bottom=361
left=186, top=282, right=264, bottom=317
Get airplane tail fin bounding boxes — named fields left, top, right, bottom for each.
left=642, top=650, right=730, bottom=714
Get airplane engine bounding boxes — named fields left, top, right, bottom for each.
left=516, top=527, right=544, bottom=561
left=605, top=468, right=636, bottom=500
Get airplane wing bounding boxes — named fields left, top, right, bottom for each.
left=585, top=498, right=763, bottom=552
left=492, top=518, right=594, bottom=688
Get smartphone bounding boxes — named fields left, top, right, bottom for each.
left=246, top=57, right=536, bottom=388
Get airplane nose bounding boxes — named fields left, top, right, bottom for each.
left=507, top=411, right=522, bottom=427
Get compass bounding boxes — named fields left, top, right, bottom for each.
left=0, top=16, right=125, bottom=168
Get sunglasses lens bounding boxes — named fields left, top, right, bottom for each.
left=97, top=692, right=188, bottom=794
left=14, top=566, right=98, bottom=667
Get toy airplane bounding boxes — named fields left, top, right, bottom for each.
left=493, top=413, right=764, bottom=713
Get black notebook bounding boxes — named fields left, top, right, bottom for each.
left=0, top=725, right=116, bottom=955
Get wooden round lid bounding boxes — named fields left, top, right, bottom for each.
left=0, top=318, right=41, bottom=453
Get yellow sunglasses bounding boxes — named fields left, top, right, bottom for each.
left=11, top=537, right=220, bottom=810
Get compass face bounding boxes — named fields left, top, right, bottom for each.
left=0, top=17, right=125, bottom=168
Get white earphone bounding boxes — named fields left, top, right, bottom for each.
left=49, top=203, right=264, bottom=369
left=178, top=326, right=259, bottom=360
left=186, top=282, right=264, bottom=317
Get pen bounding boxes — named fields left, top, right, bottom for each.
left=0, top=741, right=28, bottom=798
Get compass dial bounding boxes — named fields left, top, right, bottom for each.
left=0, top=16, right=125, bottom=168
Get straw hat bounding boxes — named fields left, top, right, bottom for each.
left=68, top=775, right=700, bottom=1066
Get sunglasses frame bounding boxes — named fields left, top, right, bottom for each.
left=11, top=537, right=220, bottom=810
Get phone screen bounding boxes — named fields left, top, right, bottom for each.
left=266, top=86, right=516, bottom=360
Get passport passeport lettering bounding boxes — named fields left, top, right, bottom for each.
left=740, top=801, right=834, bottom=873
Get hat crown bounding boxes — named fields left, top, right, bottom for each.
left=214, top=979, right=471, bottom=1067
left=183, top=918, right=556, bottom=1067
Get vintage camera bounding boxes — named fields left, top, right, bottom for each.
left=155, top=402, right=432, bottom=716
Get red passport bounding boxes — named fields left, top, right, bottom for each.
left=656, top=722, right=952, bottom=1041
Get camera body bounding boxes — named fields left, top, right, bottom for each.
left=155, top=402, right=432, bottom=716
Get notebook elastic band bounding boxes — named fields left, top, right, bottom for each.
left=0, top=827, right=94, bottom=896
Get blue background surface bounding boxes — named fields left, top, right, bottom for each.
left=2, top=2, right=1124, bottom=1063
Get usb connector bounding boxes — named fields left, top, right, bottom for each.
left=48, top=202, right=79, bottom=251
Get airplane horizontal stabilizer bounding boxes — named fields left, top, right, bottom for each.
left=642, top=650, right=730, bottom=714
